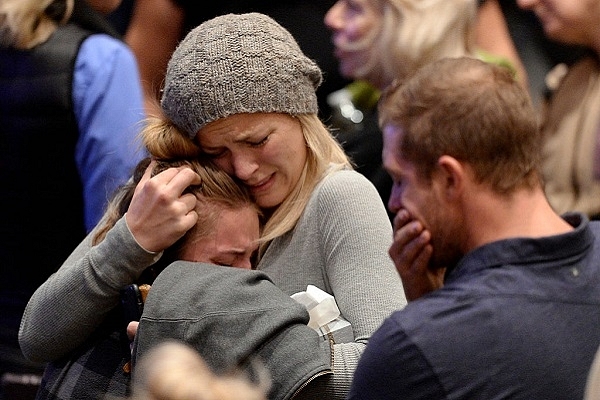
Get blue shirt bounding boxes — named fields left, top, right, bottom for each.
left=73, top=34, right=146, bottom=231
left=349, top=213, right=600, bottom=400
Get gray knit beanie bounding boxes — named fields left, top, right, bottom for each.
left=161, top=12, right=323, bottom=139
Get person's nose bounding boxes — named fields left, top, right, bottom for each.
left=231, top=152, right=259, bottom=181
left=324, top=1, right=343, bottom=31
left=387, top=184, right=403, bottom=214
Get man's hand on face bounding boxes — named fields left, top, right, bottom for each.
left=389, top=209, right=445, bottom=301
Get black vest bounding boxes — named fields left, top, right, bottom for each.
left=0, top=26, right=99, bottom=369
left=0, top=2, right=123, bottom=373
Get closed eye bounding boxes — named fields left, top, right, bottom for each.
left=248, top=135, right=269, bottom=147
left=203, top=149, right=227, bottom=159
left=215, top=262, right=233, bottom=267
left=213, top=258, right=235, bottom=267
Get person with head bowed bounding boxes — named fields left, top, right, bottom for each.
left=27, top=154, right=261, bottom=399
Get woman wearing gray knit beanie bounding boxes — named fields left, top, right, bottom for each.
left=19, top=12, right=406, bottom=400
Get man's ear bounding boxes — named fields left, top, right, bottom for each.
left=436, top=155, right=466, bottom=200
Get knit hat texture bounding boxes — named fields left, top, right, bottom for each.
left=161, top=12, right=323, bottom=139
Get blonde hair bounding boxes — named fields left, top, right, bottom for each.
left=257, top=114, right=350, bottom=257
left=142, top=114, right=350, bottom=259
left=129, top=341, right=269, bottom=400
left=0, top=0, right=73, bottom=49
left=341, top=0, right=476, bottom=85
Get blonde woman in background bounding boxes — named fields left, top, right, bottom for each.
left=325, top=0, right=526, bottom=93
left=323, top=0, right=527, bottom=222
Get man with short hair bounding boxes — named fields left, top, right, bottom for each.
left=349, top=56, right=600, bottom=400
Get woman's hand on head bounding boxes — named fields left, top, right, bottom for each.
left=389, top=209, right=444, bottom=301
left=126, top=160, right=202, bottom=253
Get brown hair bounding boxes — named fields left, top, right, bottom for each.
left=92, top=156, right=259, bottom=254
left=378, top=56, right=541, bottom=194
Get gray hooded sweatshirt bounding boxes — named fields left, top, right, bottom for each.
left=132, top=261, right=333, bottom=400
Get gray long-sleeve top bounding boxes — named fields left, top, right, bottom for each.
left=19, top=168, right=406, bottom=399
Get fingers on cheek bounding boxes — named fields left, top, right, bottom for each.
left=393, top=226, right=415, bottom=244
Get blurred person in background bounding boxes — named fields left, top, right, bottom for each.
left=323, top=0, right=526, bottom=220
left=491, top=0, right=586, bottom=108
left=128, top=341, right=268, bottom=400
left=516, top=0, right=600, bottom=219
left=0, top=0, right=146, bottom=397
